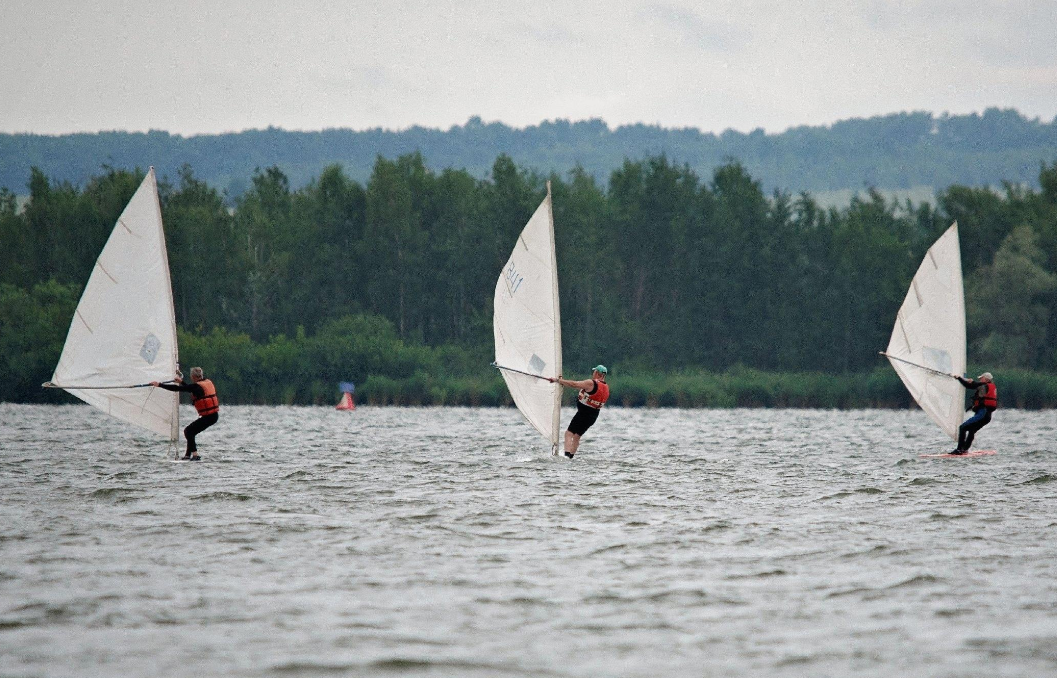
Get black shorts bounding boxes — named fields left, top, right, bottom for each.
left=567, top=402, right=600, bottom=435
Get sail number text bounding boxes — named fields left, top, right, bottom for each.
left=504, top=261, right=524, bottom=295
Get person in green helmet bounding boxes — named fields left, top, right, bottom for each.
left=548, top=365, right=610, bottom=459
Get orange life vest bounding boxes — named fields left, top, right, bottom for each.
left=193, top=379, right=220, bottom=416
left=973, top=381, right=997, bottom=410
left=578, top=380, right=610, bottom=409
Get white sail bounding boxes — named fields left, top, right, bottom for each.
left=493, top=182, right=562, bottom=451
left=885, top=222, right=966, bottom=440
left=49, top=168, right=180, bottom=440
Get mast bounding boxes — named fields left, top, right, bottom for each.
left=150, top=167, right=180, bottom=445
left=546, top=181, right=562, bottom=452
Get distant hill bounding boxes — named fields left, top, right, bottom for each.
left=2, top=108, right=1055, bottom=197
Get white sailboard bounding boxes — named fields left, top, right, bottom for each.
left=883, top=222, right=965, bottom=440
left=44, top=167, right=180, bottom=442
left=493, top=182, right=563, bottom=454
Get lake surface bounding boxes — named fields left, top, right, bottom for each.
left=1, top=404, right=1056, bottom=677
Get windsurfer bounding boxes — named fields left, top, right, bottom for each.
left=152, top=367, right=219, bottom=461
left=951, top=372, right=997, bottom=454
left=548, top=365, right=609, bottom=459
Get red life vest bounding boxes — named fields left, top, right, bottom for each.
left=193, top=379, right=220, bottom=416
left=578, top=380, right=610, bottom=409
left=974, top=381, right=998, bottom=410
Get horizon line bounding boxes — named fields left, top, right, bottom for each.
left=2, top=106, right=1053, bottom=140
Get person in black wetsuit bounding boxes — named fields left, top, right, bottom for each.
left=151, top=366, right=219, bottom=460
left=548, top=365, right=610, bottom=459
left=951, top=371, right=997, bottom=454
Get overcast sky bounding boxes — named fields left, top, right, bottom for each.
left=3, top=0, right=1055, bottom=136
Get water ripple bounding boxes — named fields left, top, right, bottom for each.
left=1, top=404, right=1055, bottom=677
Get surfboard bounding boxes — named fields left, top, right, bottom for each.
left=919, top=449, right=997, bottom=459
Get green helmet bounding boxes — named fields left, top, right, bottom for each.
left=592, top=365, right=608, bottom=375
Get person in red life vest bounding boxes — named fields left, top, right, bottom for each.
left=151, top=366, right=219, bottom=461
left=951, top=371, right=997, bottom=454
left=548, top=365, right=609, bottom=459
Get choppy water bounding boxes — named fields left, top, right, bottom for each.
left=1, top=403, right=1056, bottom=677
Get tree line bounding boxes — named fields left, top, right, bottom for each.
left=3, top=108, right=1057, bottom=198
left=2, top=152, right=1056, bottom=405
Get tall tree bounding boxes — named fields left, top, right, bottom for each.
left=364, top=156, right=424, bottom=339
left=231, top=166, right=296, bottom=338
left=164, top=165, right=235, bottom=331
left=552, top=167, right=612, bottom=368
left=287, top=164, right=367, bottom=332
left=967, top=224, right=1057, bottom=367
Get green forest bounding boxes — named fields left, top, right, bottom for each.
left=3, top=153, right=1057, bottom=407
left=3, top=108, right=1057, bottom=197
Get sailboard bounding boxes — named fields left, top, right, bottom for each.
left=882, top=222, right=966, bottom=441
left=919, top=449, right=996, bottom=459
left=493, top=182, right=563, bottom=455
left=43, top=167, right=180, bottom=443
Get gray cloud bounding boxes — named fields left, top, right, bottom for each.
left=515, top=23, right=584, bottom=47
left=0, top=0, right=1053, bottom=135
left=642, top=3, right=748, bottom=52
left=858, top=0, right=1057, bottom=68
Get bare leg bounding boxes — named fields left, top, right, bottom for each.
left=564, top=431, right=582, bottom=457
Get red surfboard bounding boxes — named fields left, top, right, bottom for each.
left=919, top=449, right=997, bottom=459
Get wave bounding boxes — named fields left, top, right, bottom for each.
left=1017, top=474, right=1056, bottom=485
left=585, top=542, right=629, bottom=556
left=928, top=512, right=965, bottom=520
left=885, top=574, right=941, bottom=589
left=726, top=569, right=788, bottom=579
left=189, top=491, right=253, bottom=501
left=269, top=658, right=548, bottom=676
left=826, top=586, right=875, bottom=598
left=815, top=487, right=884, bottom=501
left=107, top=471, right=137, bottom=480
left=89, top=487, right=140, bottom=502
left=838, top=544, right=891, bottom=559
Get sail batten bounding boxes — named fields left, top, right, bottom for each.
left=885, top=222, right=965, bottom=440
left=493, top=183, right=562, bottom=450
left=49, top=168, right=180, bottom=441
